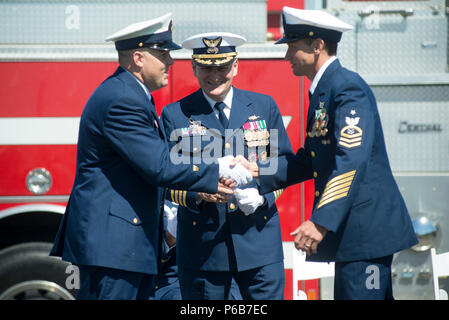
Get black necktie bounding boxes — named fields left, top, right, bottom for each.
left=214, top=101, right=229, bottom=129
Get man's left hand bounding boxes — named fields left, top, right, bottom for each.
left=234, top=187, right=265, bottom=215
left=290, top=220, right=328, bottom=256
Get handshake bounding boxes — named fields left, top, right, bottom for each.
left=199, top=155, right=263, bottom=215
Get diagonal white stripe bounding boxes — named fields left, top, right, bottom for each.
left=0, top=117, right=80, bottom=145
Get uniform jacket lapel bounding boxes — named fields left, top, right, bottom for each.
left=186, top=89, right=225, bottom=137
left=225, top=87, right=253, bottom=143
left=307, top=59, right=342, bottom=127
left=116, top=66, right=166, bottom=139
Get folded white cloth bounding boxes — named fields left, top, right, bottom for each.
left=218, top=155, right=253, bottom=187
left=164, top=204, right=178, bottom=239
left=234, top=187, right=265, bottom=216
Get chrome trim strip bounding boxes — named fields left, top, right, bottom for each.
left=0, top=204, right=66, bottom=220
left=0, top=195, right=69, bottom=203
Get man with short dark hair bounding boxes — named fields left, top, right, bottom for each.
left=236, top=7, right=418, bottom=300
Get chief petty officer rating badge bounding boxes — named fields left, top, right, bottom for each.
left=338, top=109, right=363, bottom=148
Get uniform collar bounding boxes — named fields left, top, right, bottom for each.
left=309, top=56, right=337, bottom=95
left=201, top=87, right=234, bottom=112
left=124, top=68, right=153, bottom=103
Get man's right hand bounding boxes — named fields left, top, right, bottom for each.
left=217, top=155, right=253, bottom=187
left=231, top=155, right=260, bottom=178
left=198, top=191, right=232, bottom=204
left=218, top=177, right=235, bottom=195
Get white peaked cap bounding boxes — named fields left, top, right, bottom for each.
left=182, top=32, right=246, bottom=66
left=276, top=7, right=353, bottom=44
left=105, top=13, right=181, bottom=51
left=182, top=32, right=246, bottom=50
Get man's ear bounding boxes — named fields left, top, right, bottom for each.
left=232, top=59, right=239, bottom=77
left=191, top=60, right=198, bottom=77
left=133, top=50, right=145, bottom=68
left=313, top=38, right=325, bottom=54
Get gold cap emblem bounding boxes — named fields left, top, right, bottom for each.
left=202, top=37, right=222, bottom=54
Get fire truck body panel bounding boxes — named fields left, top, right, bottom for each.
left=1, top=0, right=448, bottom=300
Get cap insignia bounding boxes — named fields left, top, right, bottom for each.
left=202, top=37, right=222, bottom=54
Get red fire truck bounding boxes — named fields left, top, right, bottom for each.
left=1, top=0, right=448, bottom=300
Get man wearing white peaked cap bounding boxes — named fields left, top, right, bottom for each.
left=237, top=6, right=418, bottom=300
left=160, top=32, right=293, bottom=299
left=105, top=13, right=182, bottom=51
left=49, top=14, right=252, bottom=300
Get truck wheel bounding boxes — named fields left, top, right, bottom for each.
left=0, top=242, right=76, bottom=300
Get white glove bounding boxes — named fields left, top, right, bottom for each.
left=218, top=155, right=253, bottom=188
left=164, top=204, right=178, bottom=239
left=234, top=187, right=265, bottom=216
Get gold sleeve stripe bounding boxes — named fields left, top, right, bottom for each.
left=325, top=175, right=354, bottom=191
left=317, top=170, right=356, bottom=209
left=182, top=190, right=187, bottom=207
left=170, top=189, right=188, bottom=207
left=320, top=186, right=351, bottom=204
left=326, top=170, right=356, bottom=186
left=321, top=181, right=353, bottom=200
left=318, top=191, right=349, bottom=209
left=274, top=189, right=284, bottom=201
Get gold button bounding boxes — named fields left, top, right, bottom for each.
left=309, top=31, right=314, bottom=36
left=315, top=191, right=320, bottom=197
left=264, top=216, right=267, bottom=220
left=313, top=172, right=318, bottom=178
left=193, top=165, right=199, bottom=172
left=138, top=42, right=143, bottom=47
left=308, top=132, right=312, bottom=137
left=229, top=203, right=236, bottom=210
left=225, top=143, right=231, bottom=149
left=311, top=151, right=316, bottom=157
left=155, top=285, right=158, bottom=289
left=192, top=221, right=197, bottom=226
left=193, top=147, right=198, bottom=152
left=133, top=218, right=139, bottom=224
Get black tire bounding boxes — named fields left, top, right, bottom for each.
left=0, top=242, right=77, bottom=300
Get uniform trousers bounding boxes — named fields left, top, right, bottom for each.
left=334, top=255, right=394, bottom=300
left=76, top=265, right=156, bottom=300
left=178, top=261, right=285, bottom=300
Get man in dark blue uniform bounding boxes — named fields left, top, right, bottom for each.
left=50, top=14, right=253, bottom=300
left=153, top=201, right=243, bottom=300
left=237, top=7, right=418, bottom=299
left=160, top=32, right=292, bottom=299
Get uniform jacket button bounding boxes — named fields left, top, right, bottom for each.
left=311, top=151, right=316, bottom=157
left=229, top=203, right=236, bottom=210
left=313, top=171, right=318, bottom=178
left=315, top=191, right=320, bottom=197
left=225, top=142, right=231, bottom=149
left=192, top=221, right=197, bottom=226
left=133, top=218, right=139, bottom=224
